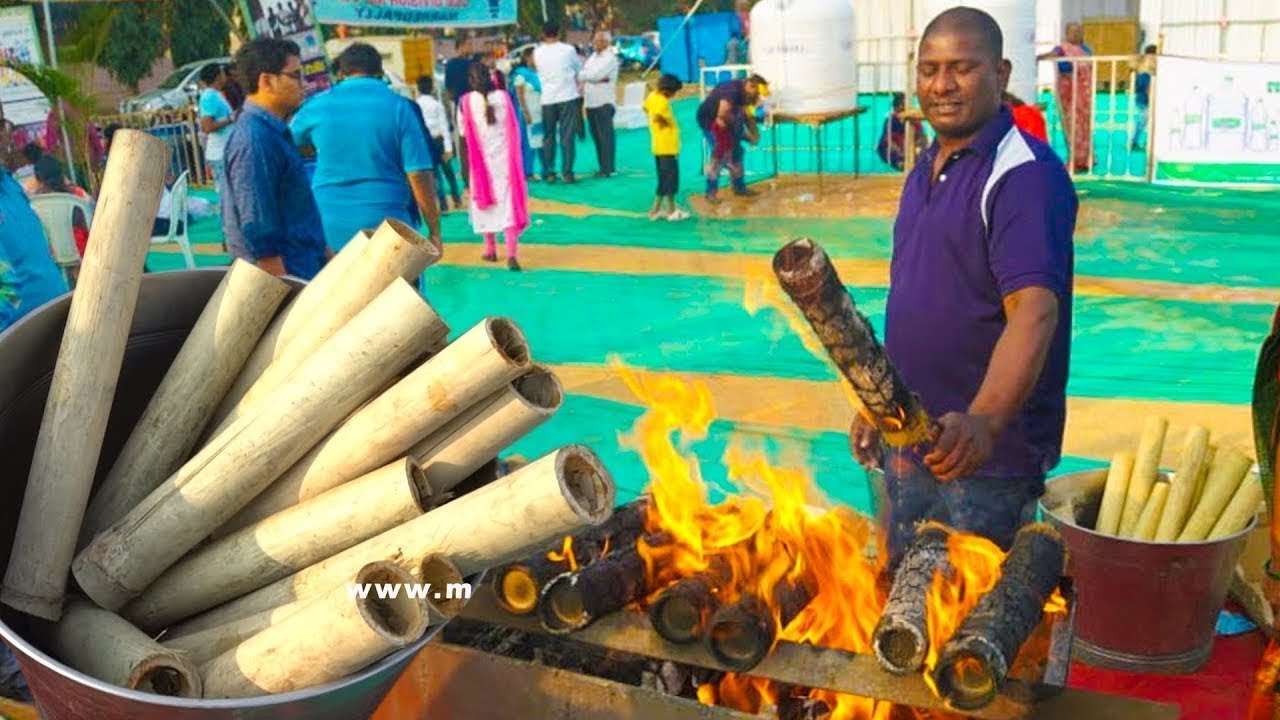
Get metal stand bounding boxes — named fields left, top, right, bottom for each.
left=769, top=106, right=868, bottom=195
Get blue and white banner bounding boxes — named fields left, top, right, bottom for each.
left=313, top=0, right=516, bottom=28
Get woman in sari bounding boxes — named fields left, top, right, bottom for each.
left=1039, top=23, right=1094, bottom=172
left=458, top=63, right=530, bottom=272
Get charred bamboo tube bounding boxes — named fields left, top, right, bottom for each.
left=707, top=580, right=812, bottom=673
left=494, top=498, right=650, bottom=615
left=199, top=561, right=430, bottom=698
left=1155, top=427, right=1212, bottom=542
left=539, top=540, right=651, bottom=634
left=1179, top=448, right=1254, bottom=542
left=168, top=445, right=614, bottom=636
left=411, top=365, right=564, bottom=495
left=1130, top=482, right=1169, bottom=541
left=80, top=261, right=291, bottom=546
left=1118, top=416, right=1169, bottom=537
left=1095, top=451, right=1134, bottom=536
left=209, top=220, right=443, bottom=436
left=873, top=523, right=950, bottom=674
left=1, top=130, right=168, bottom=621
left=771, top=238, right=933, bottom=448
left=1209, top=475, right=1264, bottom=539
left=648, top=555, right=733, bottom=645
left=221, top=318, right=532, bottom=534
left=123, top=458, right=427, bottom=633
left=208, top=230, right=370, bottom=429
left=50, top=599, right=201, bottom=697
left=71, top=279, right=445, bottom=611
left=931, top=523, right=1066, bottom=711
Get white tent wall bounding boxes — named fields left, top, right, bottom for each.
left=1143, top=0, right=1280, bottom=60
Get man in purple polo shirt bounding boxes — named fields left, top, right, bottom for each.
left=849, top=7, right=1077, bottom=564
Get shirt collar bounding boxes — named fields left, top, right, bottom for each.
left=242, top=100, right=288, bottom=134
left=922, top=105, right=1014, bottom=163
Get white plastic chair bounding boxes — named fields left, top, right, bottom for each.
left=29, top=192, right=94, bottom=286
left=614, top=81, right=650, bottom=130
left=151, top=170, right=195, bottom=269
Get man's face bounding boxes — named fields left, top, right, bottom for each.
left=593, top=34, right=609, bottom=52
left=743, top=79, right=759, bottom=104
left=916, top=27, right=1008, bottom=139
left=263, top=54, right=306, bottom=113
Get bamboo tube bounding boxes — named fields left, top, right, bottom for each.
left=50, top=600, right=201, bottom=697
left=200, top=562, right=430, bottom=698
left=1179, top=448, right=1254, bottom=542
left=1118, top=416, right=1169, bottom=537
left=0, top=130, right=168, bottom=621
left=1155, top=426, right=1211, bottom=542
left=71, top=279, right=446, bottom=611
left=1130, top=482, right=1169, bottom=541
left=1209, top=475, right=1264, bottom=540
left=168, top=444, right=614, bottom=636
left=411, top=365, right=565, bottom=495
left=221, top=318, right=533, bottom=533
left=209, top=220, right=443, bottom=437
left=208, top=230, right=371, bottom=431
left=79, top=262, right=291, bottom=547
left=124, top=458, right=427, bottom=633
left=164, top=554, right=463, bottom=666
left=874, top=523, right=950, bottom=673
left=1191, top=445, right=1218, bottom=511
left=1095, top=451, right=1134, bottom=536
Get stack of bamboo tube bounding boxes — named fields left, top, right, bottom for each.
left=0, top=130, right=617, bottom=702
left=1095, top=417, right=1262, bottom=542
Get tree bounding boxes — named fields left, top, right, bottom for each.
left=98, top=1, right=166, bottom=91
left=169, top=0, right=237, bottom=66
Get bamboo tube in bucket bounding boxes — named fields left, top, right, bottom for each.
left=124, top=457, right=428, bottom=632
left=1118, top=416, right=1168, bottom=537
left=1208, top=474, right=1263, bottom=540
left=200, top=561, right=430, bottom=698
left=168, top=444, right=614, bottom=636
left=221, top=317, right=533, bottom=533
left=1155, top=426, right=1211, bottom=542
left=209, top=230, right=371, bottom=428
left=210, top=220, right=444, bottom=436
left=1095, top=451, right=1133, bottom=536
left=72, top=279, right=447, bottom=610
left=0, top=129, right=168, bottom=621
left=411, top=365, right=565, bottom=496
left=1179, top=448, right=1253, bottom=542
left=79, top=261, right=292, bottom=546
left=49, top=599, right=201, bottom=697
left=1130, top=482, right=1169, bottom=541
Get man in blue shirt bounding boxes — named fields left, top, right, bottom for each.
left=0, top=168, right=67, bottom=332
left=849, top=7, right=1077, bottom=563
left=222, top=38, right=328, bottom=279
left=198, top=64, right=234, bottom=207
left=290, top=42, right=440, bottom=254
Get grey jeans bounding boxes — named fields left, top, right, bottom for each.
left=881, top=446, right=1042, bottom=570
left=540, top=99, right=581, bottom=178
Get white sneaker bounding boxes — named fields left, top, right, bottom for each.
left=648, top=209, right=663, bottom=221
left=666, top=209, right=691, bottom=221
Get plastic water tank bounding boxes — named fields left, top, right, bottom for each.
left=921, top=0, right=1038, bottom=105
left=749, top=0, right=858, bottom=116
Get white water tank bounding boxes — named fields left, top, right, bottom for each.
left=921, top=0, right=1038, bottom=105
left=749, top=0, right=858, bottom=116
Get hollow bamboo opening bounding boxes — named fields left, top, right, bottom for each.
left=934, top=653, right=997, bottom=711
left=560, top=450, right=612, bottom=524
left=873, top=624, right=927, bottom=674
left=542, top=575, right=587, bottom=631
left=497, top=566, right=540, bottom=615
left=418, top=555, right=465, bottom=620
left=357, top=565, right=427, bottom=640
left=514, top=366, right=564, bottom=411
left=488, top=318, right=531, bottom=366
left=135, top=665, right=194, bottom=697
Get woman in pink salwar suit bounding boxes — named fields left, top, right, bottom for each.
left=1040, top=22, right=1094, bottom=173
left=458, top=63, right=530, bottom=271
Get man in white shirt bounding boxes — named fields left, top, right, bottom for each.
left=532, top=22, right=583, bottom=183
left=415, top=75, right=462, bottom=210
left=580, top=31, right=620, bottom=178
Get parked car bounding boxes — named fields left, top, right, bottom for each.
left=120, top=57, right=231, bottom=114
left=614, top=35, right=659, bottom=70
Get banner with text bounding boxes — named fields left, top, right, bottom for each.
left=1153, top=55, right=1280, bottom=185
left=240, top=0, right=333, bottom=94
left=0, top=6, right=50, bottom=127
left=314, top=0, right=516, bottom=28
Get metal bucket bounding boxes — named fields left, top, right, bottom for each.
left=0, top=269, right=470, bottom=719
left=1039, top=469, right=1253, bottom=674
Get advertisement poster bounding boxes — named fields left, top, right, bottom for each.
left=241, top=0, right=333, bottom=94
left=313, top=0, right=516, bottom=28
left=1153, top=55, right=1280, bottom=185
left=0, top=6, right=50, bottom=127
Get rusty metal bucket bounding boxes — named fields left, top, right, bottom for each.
left=1039, top=469, right=1253, bottom=674
left=0, top=269, right=472, bottom=719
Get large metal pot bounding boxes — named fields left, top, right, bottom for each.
left=1040, top=469, right=1253, bottom=674
left=0, top=269, right=469, bottom=719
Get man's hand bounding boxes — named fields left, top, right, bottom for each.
left=923, top=412, right=1000, bottom=481
left=256, top=255, right=287, bottom=277
left=848, top=414, right=882, bottom=469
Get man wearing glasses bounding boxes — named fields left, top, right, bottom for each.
left=221, top=38, right=328, bottom=279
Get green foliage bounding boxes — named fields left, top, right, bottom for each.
left=170, top=0, right=235, bottom=66
left=518, top=0, right=562, bottom=37
left=99, top=1, right=166, bottom=91
left=0, top=60, right=90, bottom=114
left=57, top=4, right=119, bottom=66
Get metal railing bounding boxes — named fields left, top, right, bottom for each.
left=1037, top=53, right=1154, bottom=182
left=90, top=107, right=211, bottom=191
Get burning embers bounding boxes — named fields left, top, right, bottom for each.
left=486, top=368, right=1069, bottom=718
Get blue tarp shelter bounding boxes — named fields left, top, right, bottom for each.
left=657, top=11, right=743, bottom=83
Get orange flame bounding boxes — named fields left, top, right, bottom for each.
left=613, top=362, right=1063, bottom=718
left=546, top=535, right=579, bottom=572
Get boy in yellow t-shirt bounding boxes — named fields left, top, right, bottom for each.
left=642, top=74, right=689, bottom=221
